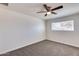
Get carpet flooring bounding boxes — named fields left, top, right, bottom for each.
left=1, top=40, right=79, bottom=56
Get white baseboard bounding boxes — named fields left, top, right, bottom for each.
left=0, top=39, right=45, bottom=55
left=49, top=39, right=79, bottom=48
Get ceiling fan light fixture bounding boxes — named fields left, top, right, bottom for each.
left=47, top=12, right=51, bottom=15
left=37, top=4, right=63, bottom=16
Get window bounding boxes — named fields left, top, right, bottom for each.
left=51, top=20, right=74, bottom=31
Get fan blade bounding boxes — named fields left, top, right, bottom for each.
left=37, top=11, right=47, bottom=13
left=51, top=5, right=63, bottom=11
left=43, top=4, right=49, bottom=11
left=45, top=13, right=47, bottom=16
left=51, top=12, right=57, bottom=14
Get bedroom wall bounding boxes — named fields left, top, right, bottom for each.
left=46, top=13, right=79, bottom=47
left=0, top=6, right=45, bottom=54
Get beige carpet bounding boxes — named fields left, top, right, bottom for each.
left=1, top=40, right=79, bottom=56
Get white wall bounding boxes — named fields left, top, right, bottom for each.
left=46, top=13, right=79, bottom=47
left=0, top=6, right=45, bottom=54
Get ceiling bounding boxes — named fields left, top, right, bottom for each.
left=1, top=3, right=79, bottom=20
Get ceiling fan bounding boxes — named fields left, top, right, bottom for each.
left=37, top=4, right=63, bottom=16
